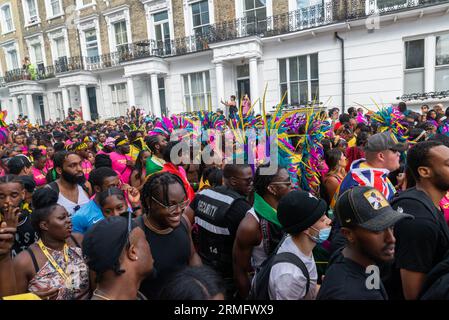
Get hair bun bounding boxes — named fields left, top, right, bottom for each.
left=32, top=188, right=59, bottom=210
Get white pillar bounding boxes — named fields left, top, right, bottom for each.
left=249, top=57, right=261, bottom=115
left=150, top=73, right=162, bottom=118
left=25, top=94, right=36, bottom=125
left=11, top=96, right=19, bottom=123
left=79, top=84, right=91, bottom=121
left=61, top=87, right=70, bottom=119
left=215, top=62, right=225, bottom=112
left=425, top=35, right=436, bottom=93
left=126, top=76, right=136, bottom=107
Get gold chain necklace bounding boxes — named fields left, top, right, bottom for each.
left=92, top=289, right=112, bottom=300
left=144, top=215, right=173, bottom=235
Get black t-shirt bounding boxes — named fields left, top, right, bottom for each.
left=138, top=216, right=191, bottom=300
left=389, top=188, right=449, bottom=300
left=11, top=210, right=39, bottom=257
left=317, top=249, right=389, bottom=300
left=392, top=189, right=449, bottom=274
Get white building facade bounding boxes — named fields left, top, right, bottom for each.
left=0, top=0, right=448, bottom=124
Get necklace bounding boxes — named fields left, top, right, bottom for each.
left=143, top=215, right=173, bottom=235
left=92, top=289, right=112, bottom=300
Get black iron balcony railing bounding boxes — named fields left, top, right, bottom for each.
left=4, top=65, right=56, bottom=83
left=3, top=0, right=448, bottom=84
left=398, top=90, right=449, bottom=101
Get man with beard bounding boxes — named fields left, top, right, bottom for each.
left=391, top=140, right=449, bottom=300
left=317, top=186, right=412, bottom=300
left=46, top=151, right=90, bottom=216
left=145, top=134, right=168, bottom=176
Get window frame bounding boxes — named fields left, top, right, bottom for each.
left=279, top=53, right=319, bottom=106
left=23, top=0, right=41, bottom=27
left=110, top=82, right=128, bottom=116
left=190, top=0, right=211, bottom=36
left=182, top=71, right=211, bottom=112
left=45, top=0, right=64, bottom=20
left=404, top=38, right=425, bottom=94
left=0, top=3, right=15, bottom=34
left=436, top=34, right=449, bottom=92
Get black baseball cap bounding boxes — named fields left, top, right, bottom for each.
left=82, top=216, right=137, bottom=274
left=335, top=186, right=412, bottom=232
left=364, top=132, right=408, bottom=152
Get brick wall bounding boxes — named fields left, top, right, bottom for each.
left=214, top=0, right=235, bottom=23
left=172, top=0, right=185, bottom=39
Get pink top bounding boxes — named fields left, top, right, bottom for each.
left=110, top=152, right=132, bottom=184
left=45, top=159, right=54, bottom=171
left=81, top=159, right=93, bottom=180
left=242, top=99, right=251, bottom=115
left=440, top=192, right=449, bottom=224
left=32, top=167, right=47, bottom=187
left=21, top=146, right=28, bottom=155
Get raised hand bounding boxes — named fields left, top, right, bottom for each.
left=127, top=187, right=141, bottom=206
left=0, top=222, right=16, bottom=258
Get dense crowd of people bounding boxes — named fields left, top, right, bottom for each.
left=1, top=100, right=449, bottom=301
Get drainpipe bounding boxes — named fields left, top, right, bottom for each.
left=335, top=32, right=345, bottom=113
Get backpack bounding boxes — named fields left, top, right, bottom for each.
left=249, top=240, right=310, bottom=300
left=419, top=250, right=449, bottom=299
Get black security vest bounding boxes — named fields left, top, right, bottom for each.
left=194, top=186, right=245, bottom=277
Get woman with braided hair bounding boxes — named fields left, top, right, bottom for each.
left=12, top=188, right=90, bottom=300
left=138, top=171, right=201, bottom=299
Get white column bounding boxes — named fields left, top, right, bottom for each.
left=25, top=94, right=36, bottom=125
left=126, top=76, right=136, bottom=107
left=249, top=57, right=261, bottom=115
left=61, top=87, right=70, bottom=118
left=79, top=84, right=91, bottom=121
left=151, top=73, right=162, bottom=118
left=11, top=96, right=19, bottom=123
left=215, top=62, right=225, bottom=113
left=425, top=35, right=436, bottom=93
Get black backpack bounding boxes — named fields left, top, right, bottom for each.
left=249, top=242, right=310, bottom=300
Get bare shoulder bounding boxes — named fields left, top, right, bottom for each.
left=68, top=233, right=84, bottom=248
left=236, top=212, right=261, bottom=245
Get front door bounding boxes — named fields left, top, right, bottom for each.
left=38, top=95, right=45, bottom=124
left=237, top=78, right=250, bottom=108
left=87, top=87, right=99, bottom=121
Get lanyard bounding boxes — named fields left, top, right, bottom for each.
left=37, top=239, right=70, bottom=282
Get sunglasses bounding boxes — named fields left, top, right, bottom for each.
left=151, top=197, right=190, bottom=214
left=234, top=176, right=253, bottom=184
left=270, top=179, right=292, bottom=186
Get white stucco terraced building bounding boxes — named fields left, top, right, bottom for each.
left=0, top=0, right=448, bottom=124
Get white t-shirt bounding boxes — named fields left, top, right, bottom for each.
left=268, top=236, right=318, bottom=300
left=57, top=185, right=90, bottom=216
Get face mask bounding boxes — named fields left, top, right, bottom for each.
left=309, top=226, right=331, bottom=244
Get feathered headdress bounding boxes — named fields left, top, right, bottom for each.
left=294, top=110, right=331, bottom=195
left=368, top=104, right=408, bottom=142
left=0, top=110, right=9, bottom=144
left=150, top=115, right=193, bottom=140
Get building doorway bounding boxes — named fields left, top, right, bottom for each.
left=236, top=64, right=250, bottom=108
left=87, top=87, right=99, bottom=121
